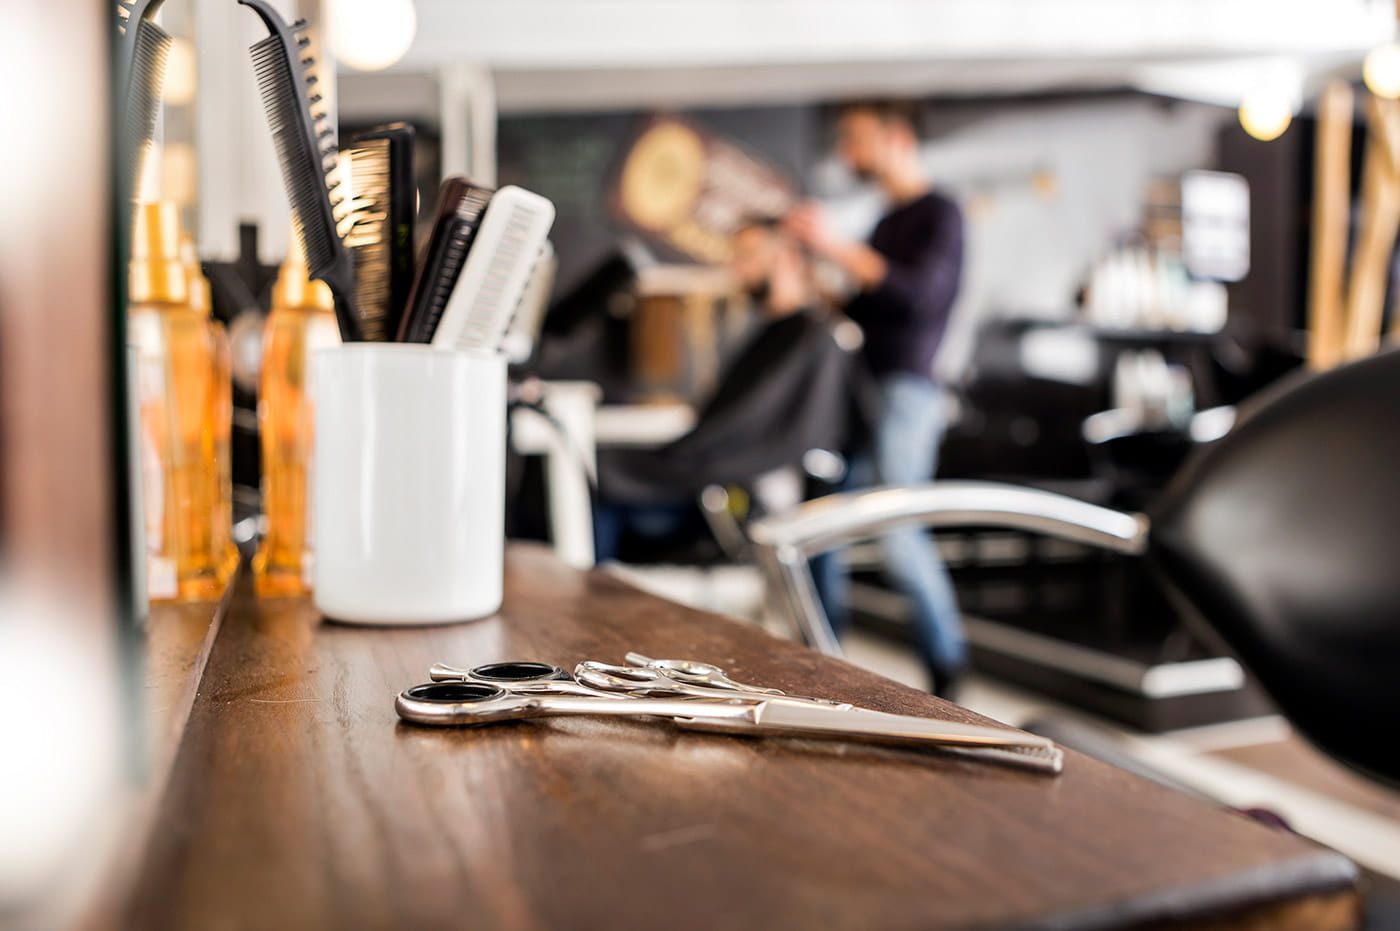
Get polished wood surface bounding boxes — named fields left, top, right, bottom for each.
left=123, top=545, right=1358, bottom=930
left=143, top=592, right=233, bottom=785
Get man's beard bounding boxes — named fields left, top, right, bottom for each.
left=746, top=280, right=772, bottom=304
left=851, top=165, right=878, bottom=183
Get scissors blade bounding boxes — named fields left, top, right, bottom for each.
left=689, top=701, right=1056, bottom=753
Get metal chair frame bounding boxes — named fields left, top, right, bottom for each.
left=747, top=481, right=1149, bottom=655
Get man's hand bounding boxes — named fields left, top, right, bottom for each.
left=784, top=200, right=887, bottom=291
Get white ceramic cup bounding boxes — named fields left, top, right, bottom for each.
left=312, top=344, right=506, bottom=624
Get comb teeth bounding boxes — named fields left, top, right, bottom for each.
left=456, top=188, right=492, bottom=221
left=243, top=0, right=361, bottom=340
left=339, top=140, right=390, bottom=237
left=119, top=20, right=171, bottom=204
left=945, top=743, right=1064, bottom=774
left=294, top=30, right=345, bottom=210
left=454, top=203, right=535, bottom=348
left=427, top=190, right=492, bottom=311
left=249, top=34, right=340, bottom=283
left=342, top=140, right=393, bottom=340
left=398, top=184, right=494, bottom=343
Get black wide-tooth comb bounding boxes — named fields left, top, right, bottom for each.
left=115, top=0, right=172, bottom=211
left=396, top=176, right=494, bottom=343
left=238, top=0, right=362, bottom=341
left=341, top=123, right=416, bottom=340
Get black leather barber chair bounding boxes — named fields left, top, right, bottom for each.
left=750, top=348, right=1400, bottom=788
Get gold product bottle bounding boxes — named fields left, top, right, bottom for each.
left=129, top=202, right=225, bottom=602
left=182, top=235, right=240, bottom=586
left=252, top=250, right=340, bottom=596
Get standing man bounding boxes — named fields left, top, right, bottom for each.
left=785, top=100, right=967, bottom=697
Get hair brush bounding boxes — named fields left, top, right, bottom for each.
left=341, top=123, right=416, bottom=341
left=115, top=0, right=171, bottom=210
left=238, top=0, right=362, bottom=341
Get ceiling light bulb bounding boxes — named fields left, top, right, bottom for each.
left=332, top=0, right=416, bottom=72
left=1238, top=90, right=1293, bottom=142
left=1365, top=42, right=1400, bottom=100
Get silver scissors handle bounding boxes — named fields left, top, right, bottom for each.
left=396, top=681, right=756, bottom=726
left=624, top=653, right=786, bottom=694
left=428, top=659, right=853, bottom=710
left=428, top=661, right=622, bottom=698
left=606, top=658, right=850, bottom=708
left=576, top=661, right=855, bottom=710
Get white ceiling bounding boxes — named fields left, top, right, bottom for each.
left=361, top=0, right=1391, bottom=111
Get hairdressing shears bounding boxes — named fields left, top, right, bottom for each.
left=400, top=659, right=1063, bottom=774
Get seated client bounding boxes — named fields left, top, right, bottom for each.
left=594, top=217, right=874, bottom=562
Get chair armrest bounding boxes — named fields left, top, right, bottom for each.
left=749, top=481, right=1148, bottom=656
left=748, top=480, right=1149, bottom=558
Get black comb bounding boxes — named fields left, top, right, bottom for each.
left=115, top=0, right=171, bottom=212
left=396, top=177, right=494, bottom=343
left=239, top=0, right=362, bottom=341
left=342, top=123, right=416, bottom=340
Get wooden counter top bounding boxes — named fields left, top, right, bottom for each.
left=120, top=544, right=1358, bottom=930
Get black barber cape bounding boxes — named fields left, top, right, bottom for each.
left=598, top=310, right=876, bottom=505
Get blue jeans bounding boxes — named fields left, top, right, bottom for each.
left=813, top=374, right=967, bottom=689
left=593, top=500, right=693, bottom=563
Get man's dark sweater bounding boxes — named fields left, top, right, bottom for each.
left=844, top=191, right=963, bottom=381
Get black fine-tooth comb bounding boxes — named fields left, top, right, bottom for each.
left=341, top=123, right=416, bottom=341
left=115, top=0, right=171, bottom=210
left=239, top=0, right=362, bottom=341
left=396, top=176, right=494, bottom=343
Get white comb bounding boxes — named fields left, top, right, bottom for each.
left=431, top=186, right=556, bottom=353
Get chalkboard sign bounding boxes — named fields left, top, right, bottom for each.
left=497, top=105, right=816, bottom=293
